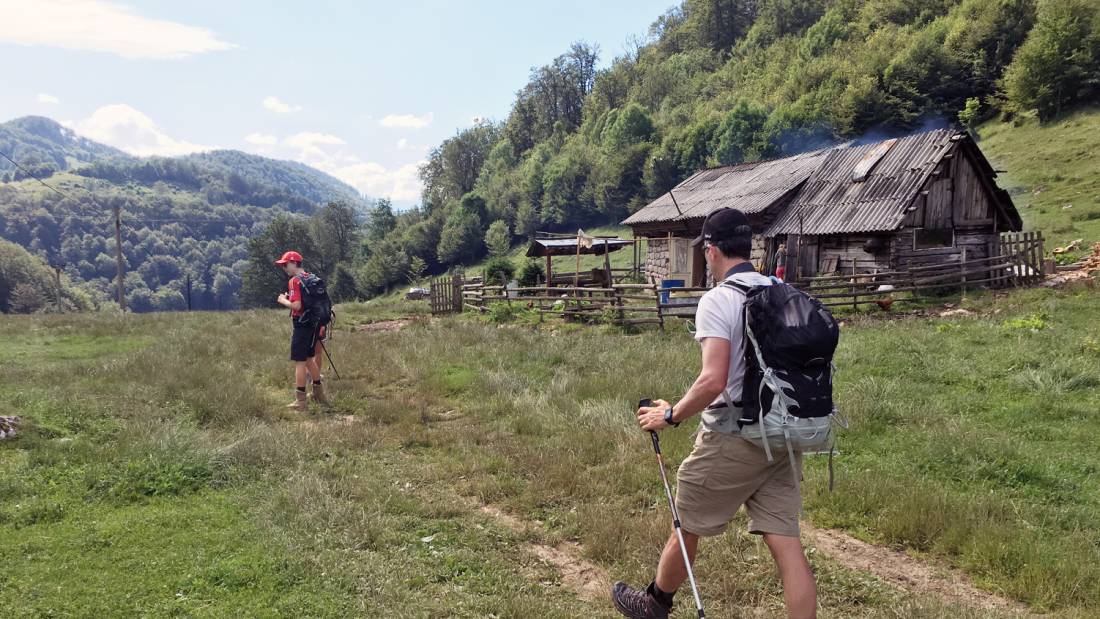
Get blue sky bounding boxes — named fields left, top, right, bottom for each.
left=0, top=0, right=675, bottom=206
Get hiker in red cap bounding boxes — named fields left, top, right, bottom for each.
left=274, top=250, right=329, bottom=411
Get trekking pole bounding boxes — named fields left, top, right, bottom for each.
left=640, top=399, right=705, bottom=619
left=319, top=339, right=341, bottom=379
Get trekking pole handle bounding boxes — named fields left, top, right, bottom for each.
left=638, top=399, right=662, bottom=455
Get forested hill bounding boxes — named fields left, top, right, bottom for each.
left=0, top=116, right=130, bottom=180
left=0, top=116, right=366, bottom=313
left=345, top=0, right=1100, bottom=298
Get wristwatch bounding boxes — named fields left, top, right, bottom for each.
left=663, top=406, right=680, bottom=428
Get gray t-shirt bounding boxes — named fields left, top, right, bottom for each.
left=693, top=271, right=773, bottom=433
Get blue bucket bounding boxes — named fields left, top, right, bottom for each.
left=660, top=279, right=684, bottom=304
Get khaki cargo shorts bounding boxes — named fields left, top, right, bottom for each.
left=675, top=430, right=802, bottom=538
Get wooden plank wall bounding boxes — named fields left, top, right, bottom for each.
left=814, top=234, right=891, bottom=274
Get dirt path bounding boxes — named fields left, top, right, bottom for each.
left=477, top=501, right=1034, bottom=614
left=802, top=524, right=1034, bottom=616
left=476, top=503, right=610, bottom=602
left=355, top=319, right=410, bottom=333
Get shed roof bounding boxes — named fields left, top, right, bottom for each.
left=764, top=129, right=956, bottom=236
left=621, top=147, right=831, bottom=226
left=525, top=237, right=632, bottom=257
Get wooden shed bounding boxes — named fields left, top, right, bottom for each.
left=623, top=129, right=1022, bottom=285
left=622, top=148, right=830, bottom=286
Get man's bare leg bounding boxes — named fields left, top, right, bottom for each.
left=763, top=533, right=817, bottom=619
left=654, top=529, right=700, bottom=594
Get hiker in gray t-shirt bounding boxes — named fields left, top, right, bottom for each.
left=613, top=208, right=817, bottom=619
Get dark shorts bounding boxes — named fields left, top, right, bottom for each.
left=290, top=322, right=321, bottom=361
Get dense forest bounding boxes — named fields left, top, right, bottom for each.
left=0, top=116, right=130, bottom=181
left=334, top=0, right=1100, bottom=298
left=0, top=117, right=366, bottom=312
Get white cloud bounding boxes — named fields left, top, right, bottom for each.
left=396, top=138, right=409, bottom=150
left=0, top=0, right=236, bottom=59
left=37, top=93, right=60, bottom=104
left=71, top=104, right=213, bottom=156
left=244, top=132, right=278, bottom=146
left=263, top=130, right=420, bottom=201
left=262, top=96, right=302, bottom=114
left=284, top=132, right=346, bottom=149
left=379, top=112, right=433, bottom=129
left=327, top=161, right=423, bottom=202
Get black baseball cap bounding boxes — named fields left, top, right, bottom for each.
left=691, top=208, right=752, bottom=246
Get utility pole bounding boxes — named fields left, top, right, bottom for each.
left=113, top=202, right=126, bottom=310
left=52, top=263, right=63, bottom=312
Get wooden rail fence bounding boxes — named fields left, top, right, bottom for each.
left=432, top=232, right=1046, bottom=323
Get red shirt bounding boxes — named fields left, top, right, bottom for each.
left=287, top=273, right=307, bottom=317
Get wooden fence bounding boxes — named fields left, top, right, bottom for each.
left=429, top=272, right=464, bottom=315
left=442, top=231, right=1046, bottom=324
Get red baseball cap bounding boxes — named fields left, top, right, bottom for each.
left=274, top=250, right=303, bottom=265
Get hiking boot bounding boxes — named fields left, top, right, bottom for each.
left=311, top=383, right=330, bottom=407
left=612, top=581, right=670, bottom=619
left=286, top=390, right=308, bottom=411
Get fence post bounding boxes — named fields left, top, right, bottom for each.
left=851, top=262, right=858, bottom=311
left=451, top=273, right=463, bottom=313
left=960, top=247, right=968, bottom=301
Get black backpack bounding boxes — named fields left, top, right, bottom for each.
left=296, top=272, right=333, bottom=327
left=723, top=277, right=841, bottom=471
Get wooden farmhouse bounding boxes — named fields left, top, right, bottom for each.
left=623, top=129, right=1023, bottom=286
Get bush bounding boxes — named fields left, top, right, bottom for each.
left=518, top=260, right=545, bottom=286
left=486, top=302, right=517, bottom=323
left=483, top=257, right=516, bottom=284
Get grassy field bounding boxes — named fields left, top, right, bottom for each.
left=979, top=107, right=1100, bottom=262
left=2, top=279, right=1098, bottom=617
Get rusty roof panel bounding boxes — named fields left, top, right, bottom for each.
left=765, top=129, right=956, bottom=235
left=621, top=148, right=831, bottom=226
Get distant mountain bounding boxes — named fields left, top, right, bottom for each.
left=0, top=115, right=367, bottom=312
left=0, top=116, right=131, bottom=180
left=0, top=116, right=362, bottom=207
left=186, top=150, right=362, bottom=208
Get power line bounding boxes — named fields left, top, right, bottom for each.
left=0, top=150, right=73, bottom=201
left=0, top=150, right=102, bottom=220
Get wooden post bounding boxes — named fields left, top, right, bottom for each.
left=185, top=273, right=193, bottom=311
left=112, top=202, right=125, bottom=310
left=633, top=237, right=639, bottom=279
left=603, top=239, right=612, bottom=286
left=960, top=247, right=968, bottom=301
left=452, top=272, right=463, bottom=313
left=851, top=262, right=858, bottom=311
left=53, top=265, right=63, bottom=312
left=574, top=233, right=581, bottom=292
left=655, top=285, right=665, bottom=331
left=545, top=254, right=552, bottom=297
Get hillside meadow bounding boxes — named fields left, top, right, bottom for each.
left=2, top=279, right=1098, bottom=617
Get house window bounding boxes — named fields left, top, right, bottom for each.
left=913, top=228, right=954, bottom=249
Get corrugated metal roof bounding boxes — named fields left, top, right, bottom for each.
left=765, top=129, right=956, bottom=236
left=621, top=148, right=831, bottom=225
left=526, top=238, right=632, bottom=257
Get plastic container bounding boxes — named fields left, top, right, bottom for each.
left=660, top=279, right=685, bottom=304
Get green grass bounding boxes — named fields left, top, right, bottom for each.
left=979, top=106, right=1100, bottom=261
left=3, top=284, right=1098, bottom=616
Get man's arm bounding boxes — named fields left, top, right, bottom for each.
left=278, top=278, right=304, bottom=311
left=637, top=337, right=731, bottom=431
left=276, top=293, right=302, bottom=311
